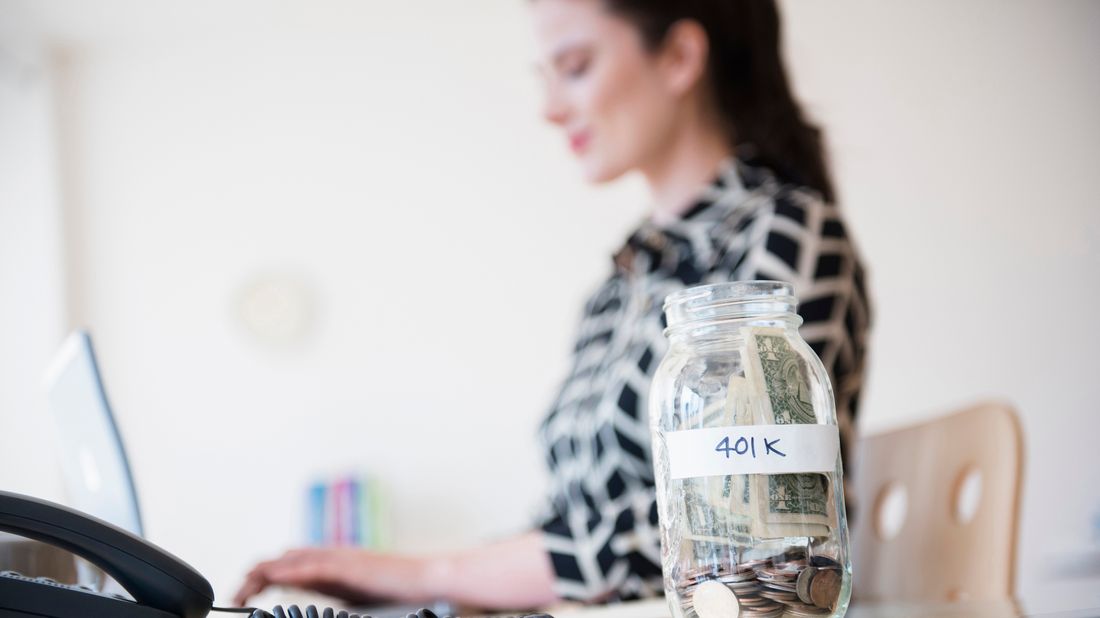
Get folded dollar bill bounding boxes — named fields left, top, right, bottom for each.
left=741, top=326, right=833, bottom=539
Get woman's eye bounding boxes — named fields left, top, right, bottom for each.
left=563, top=57, right=591, bottom=79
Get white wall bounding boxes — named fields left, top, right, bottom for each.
left=0, top=30, right=67, bottom=501
left=1, top=0, right=1098, bottom=609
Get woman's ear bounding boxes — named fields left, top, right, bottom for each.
left=657, top=19, right=710, bottom=96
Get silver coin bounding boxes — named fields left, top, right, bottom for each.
left=755, top=575, right=797, bottom=586
left=758, top=590, right=799, bottom=601
left=726, top=585, right=761, bottom=595
left=744, top=600, right=783, bottom=609
left=739, top=602, right=783, bottom=611
left=757, top=567, right=799, bottom=578
left=692, top=580, right=741, bottom=618
left=756, top=573, right=798, bottom=584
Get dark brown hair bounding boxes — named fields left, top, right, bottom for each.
left=605, top=0, right=835, bottom=203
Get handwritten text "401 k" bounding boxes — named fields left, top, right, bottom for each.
left=714, top=435, right=787, bottom=459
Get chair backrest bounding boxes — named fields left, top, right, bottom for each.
left=851, top=400, right=1023, bottom=602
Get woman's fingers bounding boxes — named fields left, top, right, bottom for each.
left=267, top=557, right=341, bottom=586
left=233, top=548, right=361, bottom=606
left=233, top=547, right=423, bottom=607
left=232, top=566, right=272, bottom=605
left=232, top=554, right=316, bottom=605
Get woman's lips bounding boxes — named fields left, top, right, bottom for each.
left=569, top=131, right=591, bottom=154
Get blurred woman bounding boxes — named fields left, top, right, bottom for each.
left=235, top=0, right=869, bottom=609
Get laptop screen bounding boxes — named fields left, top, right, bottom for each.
left=43, top=331, right=143, bottom=537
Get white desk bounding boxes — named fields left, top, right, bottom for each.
left=256, top=590, right=1100, bottom=618
left=547, top=598, right=1021, bottom=618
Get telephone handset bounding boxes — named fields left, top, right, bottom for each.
left=0, top=489, right=213, bottom=618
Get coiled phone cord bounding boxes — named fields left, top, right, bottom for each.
left=212, top=605, right=553, bottom=618
left=213, top=605, right=443, bottom=618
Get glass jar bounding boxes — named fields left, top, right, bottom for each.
left=649, top=281, right=851, bottom=618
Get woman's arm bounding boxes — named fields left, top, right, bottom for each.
left=426, top=531, right=559, bottom=609
left=232, top=531, right=558, bottom=610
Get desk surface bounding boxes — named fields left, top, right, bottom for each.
left=260, top=590, right=1100, bottom=618
left=546, top=598, right=1100, bottom=618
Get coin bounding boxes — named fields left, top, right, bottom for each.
left=716, top=570, right=758, bottom=583
left=738, top=559, right=769, bottom=571
left=734, top=602, right=787, bottom=611
left=738, top=596, right=769, bottom=607
left=796, top=566, right=818, bottom=604
left=810, top=556, right=840, bottom=569
left=685, top=567, right=718, bottom=581
left=692, top=580, right=740, bottom=618
left=756, top=566, right=799, bottom=579
left=784, top=604, right=831, bottom=617
left=759, top=589, right=798, bottom=602
left=774, top=559, right=808, bottom=571
left=809, top=567, right=841, bottom=610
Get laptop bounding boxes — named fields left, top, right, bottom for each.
left=43, top=331, right=143, bottom=537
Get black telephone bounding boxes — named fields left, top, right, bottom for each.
left=0, top=491, right=498, bottom=618
left=0, top=489, right=213, bottom=618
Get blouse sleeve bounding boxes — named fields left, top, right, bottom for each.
left=539, top=483, right=664, bottom=602
left=538, top=296, right=670, bottom=602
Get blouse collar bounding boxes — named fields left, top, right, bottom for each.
left=615, top=158, right=766, bottom=279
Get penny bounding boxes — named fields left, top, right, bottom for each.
left=809, top=567, right=841, bottom=610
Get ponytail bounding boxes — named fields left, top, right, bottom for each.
left=606, top=0, right=836, bottom=203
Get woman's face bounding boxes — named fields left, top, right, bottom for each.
left=532, top=0, right=682, bottom=183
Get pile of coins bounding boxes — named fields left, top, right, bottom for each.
left=677, top=554, right=841, bottom=618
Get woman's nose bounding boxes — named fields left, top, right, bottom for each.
left=541, top=84, right=569, bottom=126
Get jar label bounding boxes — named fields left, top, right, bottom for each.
left=665, top=424, right=839, bottom=479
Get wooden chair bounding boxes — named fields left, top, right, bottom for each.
left=851, top=401, right=1024, bottom=602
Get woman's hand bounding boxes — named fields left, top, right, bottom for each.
left=233, top=533, right=557, bottom=610
left=232, top=547, right=431, bottom=606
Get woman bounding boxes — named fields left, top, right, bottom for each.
left=234, top=0, right=870, bottom=609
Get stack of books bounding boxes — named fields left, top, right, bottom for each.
left=305, top=475, right=386, bottom=548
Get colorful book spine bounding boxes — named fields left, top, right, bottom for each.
left=357, top=476, right=372, bottom=548
left=307, top=481, right=327, bottom=546
left=369, top=476, right=386, bottom=549
left=349, top=477, right=362, bottom=546
left=305, top=474, right=384, bottom=548
left=333, top=477, right=349, bottom=545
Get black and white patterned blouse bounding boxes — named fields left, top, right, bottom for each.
left=537, top=159, right=871, bottom=602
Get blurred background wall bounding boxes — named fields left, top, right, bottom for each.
left=1, top=0, right=1097, bottom=608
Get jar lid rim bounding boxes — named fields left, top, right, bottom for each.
left=663, top=280, right=799, bottom=332
left=664, top=280, right=796, bottom=310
